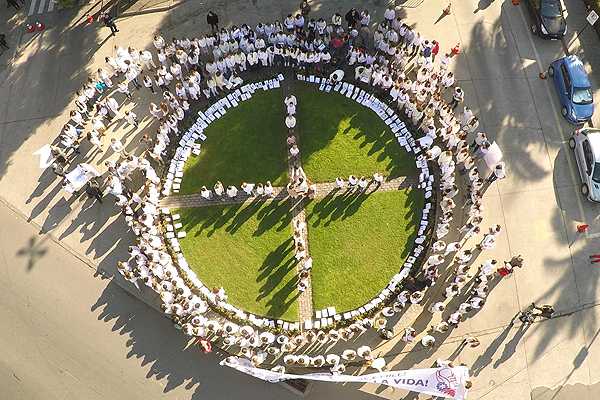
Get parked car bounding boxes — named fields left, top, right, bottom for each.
left=569, top=127, right=600, bottom=201
left=549, top=55, right=594, bottom=124
left=525, top=0, right=567, bottom=39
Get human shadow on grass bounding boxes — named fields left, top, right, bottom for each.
left=264, top=276, right=301, bottom=319
left=225, top=197, right=264, bottom=234
left=305, top=190, right=369, bottom=227
left=254, top=198, right=292, bottom=235
left=256, top=239, right=296, bottom=318
left=209, top=202, right=244, bottom=235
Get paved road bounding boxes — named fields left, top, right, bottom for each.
left=0, top=198, right=392, bottom=399
left=2, top=0, right=600, bottom=399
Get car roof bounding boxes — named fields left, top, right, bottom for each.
left=585, top=129, right=600, bottom=161
left=563, top=55, right=591, bottom=87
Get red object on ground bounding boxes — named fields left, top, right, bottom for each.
left=199, top=338, right=212, bottom=353
left=26, top=23, right=35, bottom=33
left=86, top=14, right=94, bottom=23
left=513, top=0, right=519, bottom=5
left=452, top=43, right=460, bottom=54
left=539, top=71, right=547, bottom=79
left=578, top=224, right=590, bottom=233
left=443, top=3, right=452, bottom=14
left=35, top=22, right=44, bottom=31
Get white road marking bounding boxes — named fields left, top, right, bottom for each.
left=48, top=0, right=54, bottom=12
left=37, top=0, right=46, bottom=14
left=517, top=5, right=589, bottom=238
left=28, top=0, right=37, bottom=16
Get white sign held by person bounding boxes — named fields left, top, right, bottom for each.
left=484, top=141, right=503, bottom=171
left=221, top=357, right=470, bottom=399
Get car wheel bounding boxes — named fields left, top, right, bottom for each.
left=561, top=106, right=568, bottom=117
left=531, top=22, right=537, bottom=34
left=582, top=184, right=589, bottom=196
left=569, top=137, right=576, bottom=149
left=548, top=66, right=554, bottom=76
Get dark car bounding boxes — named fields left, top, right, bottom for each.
left=526, top=0, right=567, bottom=39
left=549, top=55, right=594, bottom=124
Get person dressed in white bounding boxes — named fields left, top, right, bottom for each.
left=227, top=185, right=238, bottom=198
left=264, top=181, right=273, bottom=197
left=429, top=301, right=445, bottom=314
left=335, top=176, right=344, bottom=189
left=214, top=181, right=225, bottom=199
left=348, top=175, right=358, bottom=189
left=373, top=172, right=384, bottom=186
left=284, top=94, right=297, bottom=107
left=357, top=176, right=368, bottom=193
left=200, top=186, right=213, bottom=200
left=285, top=114, right=296, bottom=129
left=241, top=182, right=255, bottom=196
left=287, top=102, right=296, bottom=115
left=421, top=334, right=435, bottom=348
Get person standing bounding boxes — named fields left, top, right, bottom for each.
left=488, top=162, right=506, bottom=183
left=345, top=8, right=360, bottom=29
left=214, top=181, right=225, bottom=200
left=451, top=86, right=464, bottom=109
left=85, top=178, right=103, bottom=204
left=300, top=0, right=311, bottom=18
left=101, top=12, right=119, bottom=35
left=124, top=110, right=139, bottom=128
left=200, top=186, right=213, bottom=200
left=207, top=11, right=219, bottom=31
left=0, top=33, right=9, bottom=50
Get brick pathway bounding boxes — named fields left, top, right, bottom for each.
left=159, top=176, right=418, bottom=209
left=280, top=71, right=315, bottom=325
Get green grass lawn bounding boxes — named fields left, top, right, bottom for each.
left=179, top=89, right=288, bottom=194
left=174, top=199, right=299, bottom=321
left=305, top=188, right=423, bottom=313
left=295, top=81, right=417, bottom=183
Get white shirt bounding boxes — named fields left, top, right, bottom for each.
left=227, top=186, right=238, bottom=197
left=285, top=116, right=296, bottom=129
left=242, top=183, right=255, bottom=194
left=284, top=95, right=297, bottom=107
left=201, top=189, right=213, bottom=199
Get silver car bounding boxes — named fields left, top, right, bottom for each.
left=569, top=127, right=600, bottom=202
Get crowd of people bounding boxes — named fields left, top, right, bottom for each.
left=42, top=0, right=518, bottom=375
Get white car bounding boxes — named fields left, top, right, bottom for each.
left=569, top=127, right=600, bottom=202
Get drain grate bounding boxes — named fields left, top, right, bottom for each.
left=281, top=379, right=313, bottom=396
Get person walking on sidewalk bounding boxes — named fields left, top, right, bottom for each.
left=101, top=12, right=119, bottom=35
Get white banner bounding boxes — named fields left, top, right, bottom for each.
left=221, top=357, right=470, bottom=399
left=484, top=141, right=503, bottom=171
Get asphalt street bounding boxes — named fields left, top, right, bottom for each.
left=2, top=0, right=600, bottom=399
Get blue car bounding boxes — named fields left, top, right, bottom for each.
left=549, top=55, right=594, bottom=124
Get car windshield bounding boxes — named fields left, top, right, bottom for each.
left=593, top=163, right=600, bottom=183
left=573, top=87, right=593, bottom=105
left=541, top=0, right=561, bottom=18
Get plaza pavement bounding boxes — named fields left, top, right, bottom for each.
left=1, top=0, right=600, bottom=399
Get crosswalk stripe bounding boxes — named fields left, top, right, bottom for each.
left=47, top=0, right=54, bottom=12
left=37, top=0, right=46, bottom=14
left=28, top=0, right=38, bottom=16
